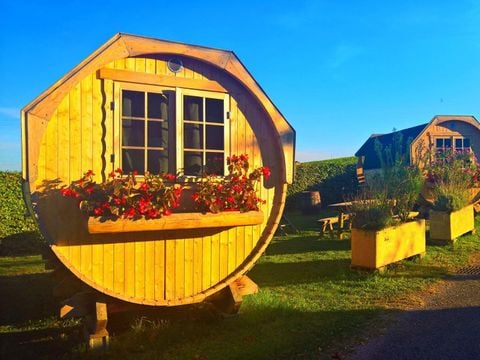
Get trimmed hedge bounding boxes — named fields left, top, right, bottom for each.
left=0, top=172, right=39, bottom=238
left=286, top=157, right=358, bottom=209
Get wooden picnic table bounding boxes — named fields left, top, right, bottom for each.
left=327, top=201, right=352, bottom=230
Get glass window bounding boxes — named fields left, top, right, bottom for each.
left=182, top=94, right=225, bottom=175
left=121, top=89, right=170, bottom=174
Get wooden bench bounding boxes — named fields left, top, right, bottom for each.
left=317, top=216, right=339, bottom=235
left=318, top=214, right=352, bottom=236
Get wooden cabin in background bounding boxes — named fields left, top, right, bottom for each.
left=355, top=115, right=480, bottom=183
left=21, top=33, right=295, bottom=343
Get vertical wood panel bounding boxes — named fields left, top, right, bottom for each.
left=155, top=59, right=166, bottom=75
left=210, top=233, right=220, bottom=286
left=80, top=244, right=92, bottom=280
left=103, top=243, right=114, bottom=290
left=124, top=242, right=135, bottom=298
left=69, top=83, right=82, bottom=180
left=91, top=243, right=104, bottom=288
left=175, top=239, right=185, bottom=300
left=134, top=240, right=145, bottom=299
left=81, top=74, right=93, bottom=173
left=202, top=236, right=211, bottom=290
left=219, top=231, right=229, bottom=279
left=91, top=77, right=103, bottom=179
left=165, top=240, right=175, bottom=300
left=227, top=228, right=236, bottom=273
left=154, top=240, right=166, bottom=301
left=113, top=243, right=125, bottom=294
left=145, top=241, right=155, bottom=301
left=45, top=111, right=58, bottom=179
left=57, top=96, right=70, bottom=182
left=184, top=237, right=194, bottom=298
left=146, top=58, right=156, bottom=74
left=193, top=238, right=203, bottom=295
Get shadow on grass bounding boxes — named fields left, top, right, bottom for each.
left=250, top=258, right=353, bottom=287
left=0, top=272, right=57, bottom=325
left=101, top=304, right=386, bottom=359
left=266, top=236, right=350, bottom=256
left=0, top=231, right=46, bottom=257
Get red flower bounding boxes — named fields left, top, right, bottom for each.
left=86, top=186, right=94, bottom=194
left=132, top=170, right=138, bottom=176
left=93, top=207, right=103, bottom=216
left=147, top=208, right=159, bottom=219
left=227, top=196, right=235, bottom=203
left=108, top=171, right=116, bottom=178
left=124, top=207, right=136, bottom=219
left=140, top=182, right=149, bottom=191
left=101, top=202, right=110, bottom=209
left=86, top=170, right=94, bottom=177
left=240, top=154, right=248, bottom=161
left=191, top=193, right=199, bottom=201
left=115, top=168, right=123, bottom=175
left=162, top=209, right=172, bottom=216
left=262, top=166, right=271, bottom=180
left=165, top=173, right=176, bottom=181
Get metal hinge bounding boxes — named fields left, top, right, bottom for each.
left=110, top=101, right=115, bottom=111
left=226, top=111, right=231, bottom=119
left=110, top=154, right=115, bottom=163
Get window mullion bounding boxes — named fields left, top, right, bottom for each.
left=144, top=91, right=148, bottom=173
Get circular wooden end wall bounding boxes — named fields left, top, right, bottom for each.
left=30, top=53, right=288, bottom=306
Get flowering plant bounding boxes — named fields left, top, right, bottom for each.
left=60, top=168, right=182, bottom=220
left=192, top=154, right=270, bottom=213
left=424, top=150, right=475, bottom=212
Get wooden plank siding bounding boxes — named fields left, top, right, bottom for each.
left=35, top=55, right=278, bottom=306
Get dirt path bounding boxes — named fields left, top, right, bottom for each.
left=345, top=256, right=480, bottom=360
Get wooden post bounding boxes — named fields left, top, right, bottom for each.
left=85, top=302, right=109, bottom=351
left=207, top=275, right=258, bottom=315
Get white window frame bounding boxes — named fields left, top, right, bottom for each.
left=176, top=88, right=230, bottom=176
left=113, top=83, right=230, bottom=176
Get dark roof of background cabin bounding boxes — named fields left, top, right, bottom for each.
left=355, top=123, right=428, bottom=170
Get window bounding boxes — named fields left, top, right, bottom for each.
left=116, top=85, right=229, bottom=176
left=121, top=89, right=172, bottom=174
left=435, top=137, right=470, bottom=154
left=454, top=138, right=471, bottom=152
left=182, top=94, right=227, bottom=176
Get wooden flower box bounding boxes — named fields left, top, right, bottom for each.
left=351, top=219, right=426, bottom=270
left=429, top=204, right=474, bottom=242
left=87, top=210, right=264, bottom=234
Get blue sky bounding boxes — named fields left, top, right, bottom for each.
left=1, top=0, right=479, bottom=170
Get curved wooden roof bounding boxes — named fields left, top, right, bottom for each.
left=22, top=33, right=295, bottom=185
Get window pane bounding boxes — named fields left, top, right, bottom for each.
left=148, top=93, right=168, bottom=120
left=122, top=149, right=144, bottom=174
left=206, top=125, right=224, bottom=150
left=436, top=138, right=443, bottom=148
left=148, top=121, right=168, bottom=148
left=455, top=138, right=463, bottom=148
left=122, top=90, right=145, bottom=118
left=206, top=153, right=224, bottom=175
left=464, top=138, right=471, bottom=148
left=122, top=119, right=144, bottom=146
left=148, top=150, right=169, bottom=174
left=184, top=96, right=203, bottom=121
left=444, top=138, right=452, bottom=148
left=206, top=98, right=224, bottom=123
left=184, top=151, right=203, bottom=176
left=184, top=123, right=203, bottom=149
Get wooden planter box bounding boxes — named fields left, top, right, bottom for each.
left=88, top=210, right=264, bottom=234
left=351, top=219, right=426, bottom=270
left=429, top=205, right=474, bottom=242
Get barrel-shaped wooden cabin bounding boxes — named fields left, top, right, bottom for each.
left=21, top=33, right=295, bottom=314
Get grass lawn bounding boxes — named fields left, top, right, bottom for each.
left=1, top=211, right=480, bottom=359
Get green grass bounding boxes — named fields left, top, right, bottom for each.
left=1, top=211, right=480, bottom=359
